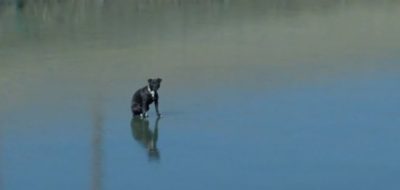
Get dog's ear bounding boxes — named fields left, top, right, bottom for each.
left=156, top=78, right=162, bottom=83
left=148, top=78, right=153, bottom=84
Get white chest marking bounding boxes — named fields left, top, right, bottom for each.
left=147, top=87, right=155, bottom=98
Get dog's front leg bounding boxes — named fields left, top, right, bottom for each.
left=154, top=98, right=160, bottom=117
left=141, top=99, right=148, bottom=118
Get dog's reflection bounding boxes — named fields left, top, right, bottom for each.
left=131, top=117, right=160, bottom=161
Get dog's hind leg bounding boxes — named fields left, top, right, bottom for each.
left=132, top=104, right=142, bottom=117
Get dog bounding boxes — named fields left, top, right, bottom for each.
left=131, top=78, right=162, bottom=118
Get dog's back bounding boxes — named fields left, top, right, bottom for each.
left=131, top=86, right=149, bottom=115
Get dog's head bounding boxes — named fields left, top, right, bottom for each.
left=148, top=78, right=162, bottom=91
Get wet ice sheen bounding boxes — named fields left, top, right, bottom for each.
left=0, top=1, right=399, bottom=190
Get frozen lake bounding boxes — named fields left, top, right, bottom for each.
left=0, top=1, right=399, bottom=189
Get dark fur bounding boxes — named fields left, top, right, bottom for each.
left=131, top=78, right=162, bottom=118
